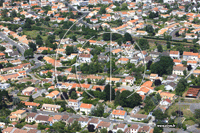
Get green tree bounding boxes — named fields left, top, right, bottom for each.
left=124, top=32, right=132, bottom=42
left=71, top=91, right=77, bottom=99
left=157, top=44, right=163, bottom=52
left=32, top=106, right=37, bottom=112
left=36, top=35, right=43, bottom=46
left=28, top=42, right=37, bottom=51
left=175, top=78, right=187, bottom=96
left=153, top=109, right=167, bottom=120
left=29, top=95, right=34, bottom=102
left=24, top=49, right=34, bottom=58
left=103, top=84, right=115, bottom=101
left=194, top=109, right=200, bottom=127
left=117, top=129, right=124, bottom=133
left=135, top=38, right=149, bottom=50
left=100, top=128, right=107, bottom=133
left=91, top=103, right=104, bottom=117
left=150, top=56, right=174, bottom=76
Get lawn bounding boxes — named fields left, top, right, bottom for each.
left=34, top=96, right=45, bottom=101
left=18, top=96, right=29, bottom=101
left=183, top=120, right=196, bottom=125
left=166, top=104, right=194, bottom=119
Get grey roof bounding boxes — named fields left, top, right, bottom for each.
left=35, top=115, right=49, bottom=121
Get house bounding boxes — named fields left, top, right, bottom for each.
left=113, top=124, right=128, bottom=133
left=186, top=88, right=200, bottom=98
left=127, top=124, right=139, bottom=133
left=117, top=58, right=129, bottom=64
left=193, top=70, right=200, bottom=77
left=42, top=104, right=61, bottom=112
left=130, top=113, right=148, bottom=121
left=25, top=113, right=37, bottom=123
left=52, top=115, right=62, bottom=123
left=2, top=127, right=40, bottom=133
left=91, top=86, right=105, bottom=92
left=61, top=115, right=69, bottom=123
left=10, top=110, right=27, bottom=121
left=183, top=52, right=199, bottom=61
left=160, top=99, right=171, bottom=106
left=37, top=47, right=53, bottom=53
left=78, top=117, right=90, bottom=128
left=106, top=77, right=121, bottom=85
left=187, top=60, right=197, bottom=67
left=150, top=51, right=160, bottom=59
left=68, top=99, right=81, bottom=110
left=149, top=74, right=158, bottom=81
left=173, top=59, right=181, bottom=65
left=22, top=87, right=37, bottom=96
left=111, top=110, right=127, bottom=119
left=138, top=126, right=150, bottom=133
left=88, top=118, right=101, bottom=129
left=78, top=54, right=93, bottom=63
left=97, top=121, right=112, bottom=131
left=22, top=101, right=40, bottom=108
left=0, top=83, right=10, bottom=90
left=158, top=90, right=176, bottom=100
left=164, top=82, right=176, bottom=91
left=35, top=115, right=49, bottom=123
left=80, top=103, right=94, bottom=115
left=170, top=51, right=180, bottom=59
left=45, top=90, right=60, bottom=99
left=173, top=66, right=187, bottom=76
left=124, top=76, right=135, bottom=85
left=130, top=56, right=140, bottom=65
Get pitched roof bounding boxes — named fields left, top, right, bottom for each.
left=80, top=103, right=93, bottom=109
left=112, top=109, right=126, bottom=116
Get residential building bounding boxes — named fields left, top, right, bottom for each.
left=111, top=110, right=127, bottom=119
left=45, top=90, right=60, bottom=99
left=80, top=103, right=94, bottom=115
left=130, top=113, right=148, bottom=121
left=22, top=87, right=37, bottom=96
left=41, top=104, right=61, bottom=112
left=68, top=99, right=81, bottom=110
left=10, top=110, right=27, bottom=121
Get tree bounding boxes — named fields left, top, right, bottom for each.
left=29, top=42, right=37, bottom=51
left=100, top=128, right=107, bottom=133
left=153, top=126, right=163, bottom=133
left=157, top=44, right=163, bottom=52
left=61, top=92, right=69, bottom=100
left=87, top=124, right=95, bottom=132
left=153, top=109, right=167, bottom=120
left=183, top=70, right=187, bottom=76
left=154, top=79, right=161, bottom=86
left=150, top=56, right=174, bottom=76
left=124, top=33, right=132, bottom=42
left=13, top=97, right=20, bottom=105
left=175, top=78, right=187, bottom=96
left=103, top=84, right=115, bottom=101
left=117, top=129, right=124, bottom=133
left=36, top=35, right=43, bottom=46
left=145, top=25, right=154, bottom=35
left=29, top=95, right=34, bottom=102
left=71, top=91, right=77, bottom=99
left=32, top=106, right=37, bottom=112
left=135, top=38, right=149, bottom=50
left=116, top=82, right=120, bottom=87
left=24, top=49, right=34, bottom=58
left=167, top=41, right=171, bottom=49
left=194, top=109, right=200, bottom=127
left=187, top=65, right=192, bottom=71
left=91, top=103, right=104, bottom=117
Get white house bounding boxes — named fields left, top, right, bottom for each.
left=45, top=91, right=60, bottom=99
left=111, top=110, right=127, bottom=119
left=183, top=52, right=199, bottom=61
left=130, top=113, right=148, bottom=121
left=78, top=117, right=90, bottom=128
left=169, top=51, right=180, bottom=59
left=160, top=99, right=171, bottom=106
left=173, top=66, right=187, bottom=76
left=78, top=54, right=93, bottom=63
left=68, top=99, right=81, bottom=110
left=80, top=103, right=94, bottom=115
left=88, top=118, right=101, bottom=129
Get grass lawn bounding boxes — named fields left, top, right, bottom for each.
left=18, top=96, right=29, bottom=101
left=167, top=104, right=193, bottom=119
left=35, top=96, right=45, bottom=101
left=24, top=30, right=39, bottom=39
left=106, top=101, right=116, bottom=109
left=183, top=120, right=196, bottom=125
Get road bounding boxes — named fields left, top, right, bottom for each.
left=32, top=89, right=46, bottom=99
left=0, top=32, right=28, bottom=56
